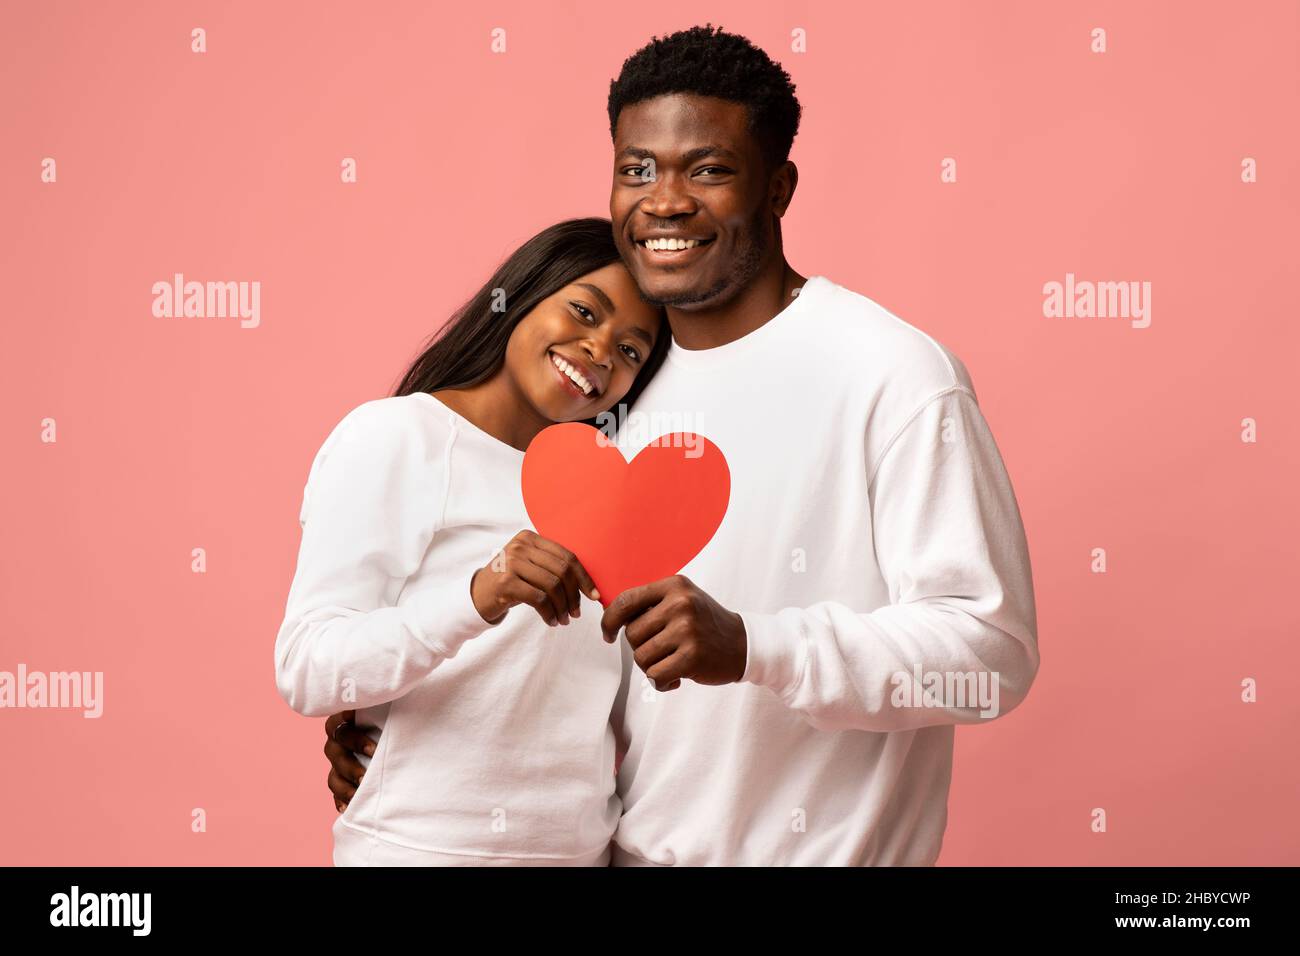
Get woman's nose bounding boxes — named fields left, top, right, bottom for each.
left=582, top=334, right=614, bottom=368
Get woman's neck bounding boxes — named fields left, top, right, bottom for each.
left=429, top=373, right=551, bottom=452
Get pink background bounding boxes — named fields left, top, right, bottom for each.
left=2, top=1, right=1297, bottom=865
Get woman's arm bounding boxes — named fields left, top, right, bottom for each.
left=274, top=399, right=496, bottom=717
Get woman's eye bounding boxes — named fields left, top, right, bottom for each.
left=620, top=344, right=642, bottom=363
left=571, top=303, right=596, bottom=323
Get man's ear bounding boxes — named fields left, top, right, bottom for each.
left=770, top=160, right=798, bottom=218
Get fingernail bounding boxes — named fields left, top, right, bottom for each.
left=365, top=743, right=376, bottom=756
left=591, top=589, right=601, bottom=601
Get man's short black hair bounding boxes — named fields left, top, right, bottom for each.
left=607, top=24, right=802, bottom=169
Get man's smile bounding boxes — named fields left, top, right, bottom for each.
left=634, top=233, right=716, bottom=263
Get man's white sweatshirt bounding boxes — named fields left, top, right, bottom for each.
left=608, top=275, right=1040, bottom=866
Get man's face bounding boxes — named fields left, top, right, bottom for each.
left=610, top=93, right=780, bottom=310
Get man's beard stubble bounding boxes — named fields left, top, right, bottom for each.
left=640, top=206, right=772, bottom=310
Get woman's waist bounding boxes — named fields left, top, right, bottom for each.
left=334, top=816, right=614, bottom=866
left=340, top=748, right=620, bottom=859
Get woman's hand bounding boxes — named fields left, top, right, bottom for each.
left=470, top=530, right=600, bottom=627
left=323, top=710, right=375, bottom=813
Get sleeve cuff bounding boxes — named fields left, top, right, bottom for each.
left=400, top=571, right=498, bottom=660
left=738, top=609, right=806, bottom=698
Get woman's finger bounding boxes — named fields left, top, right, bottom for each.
left=502, top=577, right=553, bottom=625
left=523, top=544, right=582, bottom=618
left=531, top=537, right=600, bottom=604
left=511, top=558, right=569, bottom=626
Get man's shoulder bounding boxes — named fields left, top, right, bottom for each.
left=798, top=277, right=985, bottom=469
left=802, top=275, right=976, bottom=400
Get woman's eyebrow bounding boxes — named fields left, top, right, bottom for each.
left=627, top=326, right=655, bottom=346
left=574, top=283, right=615, bottom=314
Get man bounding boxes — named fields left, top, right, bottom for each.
left=325, top=24, right=1039, bottom=866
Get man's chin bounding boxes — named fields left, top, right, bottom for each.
left=637, top=274, right=732, bottom=309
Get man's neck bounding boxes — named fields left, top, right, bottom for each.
left=665, top=259, right=808, bottom=351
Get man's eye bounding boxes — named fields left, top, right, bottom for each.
left=696, top=166, right=730, bottom=176
left=620, top=344, right=642, bottom=363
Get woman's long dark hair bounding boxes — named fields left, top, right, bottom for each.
left=391, top=218, right=669, bottom=422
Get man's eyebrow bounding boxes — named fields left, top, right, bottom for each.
left=680, top=145, right=738, bottom=163
left=617, top=145, right=739, bottom=163
left=574, top=283, right=615, bottom=314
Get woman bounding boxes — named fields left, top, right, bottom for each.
left=274, top=218, right=668, bottom=865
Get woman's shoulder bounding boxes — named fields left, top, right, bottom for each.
left=315, top=393, right=455, bottom=469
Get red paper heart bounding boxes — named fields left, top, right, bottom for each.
left=521, top=422, right=730, bottom=607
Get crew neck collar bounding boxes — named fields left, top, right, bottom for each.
left=664, top=275, right=829, bottom=369
left=409, top=391, right=528, bottom=457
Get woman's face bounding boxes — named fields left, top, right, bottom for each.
left=504, top=261, right=663, bottom=423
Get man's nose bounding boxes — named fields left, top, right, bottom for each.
left=639, top=173, right=697, bottom=219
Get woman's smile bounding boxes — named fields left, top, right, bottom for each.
left=547, top=349, right=603, bottom=400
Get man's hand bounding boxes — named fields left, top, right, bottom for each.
left=600, top=574, right=747, bottom=692
left=324, top=710, right=377, bottom=813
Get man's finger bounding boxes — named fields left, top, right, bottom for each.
left=632, top=628, right=679, bottom=673
left=328, top=768, right=358, bottom=803
left=334, top=722, right=377, bottom=758
left=623, top=601, right=673, bottom=649
left=324, top=738, right=368, bottom=785
left=646, top=649, right=692, bottom=689
left=601, top=579, right=671, bottom=641
left=324, top=709, right=355, bottom=741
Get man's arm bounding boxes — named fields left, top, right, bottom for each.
left=602, top=385, right=1040, bottom=734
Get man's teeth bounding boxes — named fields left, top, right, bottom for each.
left=551, top=353, right=594, bottom=395
left=642, top=237, right=706, bottom=251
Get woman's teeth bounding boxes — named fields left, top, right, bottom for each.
left=641, top=237, right=707, bottom=251
left=551, top=353, right=594, bottom=396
